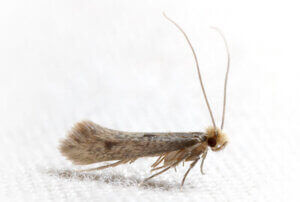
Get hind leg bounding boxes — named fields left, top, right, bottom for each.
left=79, top=160, right=129, bottom=172
left=181, top=158, right=200, bottom=186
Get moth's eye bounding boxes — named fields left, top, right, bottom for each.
left=207, top=137, right=217, bottom=147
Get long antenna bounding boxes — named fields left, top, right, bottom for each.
left=210, top=27, right=230, bottom=130
left=163, top=12, right=216, bottom=129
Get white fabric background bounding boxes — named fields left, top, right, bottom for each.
left=0, top=1, right=299, bottom=201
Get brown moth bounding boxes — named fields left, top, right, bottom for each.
left=59, top=13, right=230, bottom=186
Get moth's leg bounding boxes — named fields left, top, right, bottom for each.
left=143, top=166, right=172, bottom=183
left=151, top=165, right=166, bottom=172
left=200, top=150, right=208, bottom=175
left=145, top=153, right=191, bottom=184
left=150, top=152, right=185, bottom=172
left=181, top=158, right=200, bottom=187
left=151, top=154, right=166, bottom=168
left=79, top=160, right=128, bottom=172
left=166, top=150, right=191, bottom=169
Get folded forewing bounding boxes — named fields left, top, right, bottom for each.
left=59, top=120, right=206, bottom=165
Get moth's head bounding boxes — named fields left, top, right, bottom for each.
left=206, top=127, right=228, bottom=151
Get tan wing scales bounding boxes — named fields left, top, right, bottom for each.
left=59, top=120, right=206, bottom=165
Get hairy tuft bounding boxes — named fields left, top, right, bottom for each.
left=59, top=121, right=107, bottom=165
left=205, top=126, right=228, bottom=150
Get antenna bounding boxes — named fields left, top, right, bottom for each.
left=163, top=12, right=217, bottom=129
left=210, top=27, right=230, bottom=130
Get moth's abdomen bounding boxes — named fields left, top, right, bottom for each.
left=59, top=120, right=205, bottom=165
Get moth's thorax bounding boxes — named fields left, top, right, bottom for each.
left=205, top=127, right=228, bottom=151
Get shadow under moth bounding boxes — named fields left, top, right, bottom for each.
left=59, top=13, right=230, bottom=187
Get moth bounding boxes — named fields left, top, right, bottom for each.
left=59, top=13, right=230, bottom=186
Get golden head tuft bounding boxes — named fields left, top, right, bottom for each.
left=205, top=127, right=228, bottom=151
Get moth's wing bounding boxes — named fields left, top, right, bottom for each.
left=59, top=120, right=206, bottom=165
